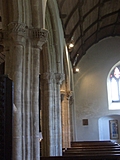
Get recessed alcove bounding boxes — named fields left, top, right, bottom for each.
left=98, top=115, right=120, bottom=143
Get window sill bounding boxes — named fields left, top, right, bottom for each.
left=109, top=102, right=120, bottom=110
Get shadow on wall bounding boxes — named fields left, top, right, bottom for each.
left=98, top=114, right=120, bottom=143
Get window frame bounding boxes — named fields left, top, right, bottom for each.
left=107, top=63, right=120, bottom=110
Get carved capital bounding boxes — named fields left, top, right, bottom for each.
left=30, top=28, right=48, bottom=49
left=8, top=22, right=27, bottom=35
left=41, top=72, right=54, bottom=84
left=60, top=90, right=73, bottom=101
left=6, top=22, right=27, bottom=45
left=1, top=25, right=48, bottom=48
left=55, top=73, right=65, bottom=84
left=8, top=22, right=27, bottom=36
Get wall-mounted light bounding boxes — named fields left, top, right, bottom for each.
left=73, top=67, right=79, bottom=73
left=69, top=42, right=74, bottom=49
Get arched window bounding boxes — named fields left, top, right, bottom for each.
left=108, top=63, right=120, bottom=110
left=110, top=66, right=120, bottom=102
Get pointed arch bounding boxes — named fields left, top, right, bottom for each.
left=40, top=0, right=74, bottom=156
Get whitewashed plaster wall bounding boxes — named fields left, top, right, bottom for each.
left=74, top=37, right=120, bottom=142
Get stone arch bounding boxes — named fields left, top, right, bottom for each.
left=47, top=0, right=64, bottom=73
left=40, top=0, right=68, bottom=157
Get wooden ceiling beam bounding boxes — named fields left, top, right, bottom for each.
left=83, top=2, right=99, bottom=20
left=65, top=20, right=80, bottom=43
left=96, top=0, right=102, bottom=41
left=57, top=0, right=120, bottom=66
left=84, top=10, right=119, bottom=34
left=64, top=0, right=80, bottom=29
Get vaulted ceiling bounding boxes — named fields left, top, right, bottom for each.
left=57, top=0, right=120, bottom=66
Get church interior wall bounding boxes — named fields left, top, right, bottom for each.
left=74, top=37, right=120, bottom=142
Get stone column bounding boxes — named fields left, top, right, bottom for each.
left=41, top=72, right=64, bottom=156
left=7, top=22, right=26, bottom=160
left=40, top=72, right=55, bottom=156
left=69, top=95, right=76, bottom=141
left=54, top=73, right=65, bottom=156
left=61, top=90, right=72, bottom=149
left=31, top=28, right=48, bottom=160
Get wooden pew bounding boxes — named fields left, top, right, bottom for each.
left=63, top=141, right=120, bottom=154
left=63, top=150, right=120, bottom=156
left=65, top=147, right=120, bottom=152
left=41, top=141, right=120, bottom=160
left=71, top=141, right=118, bottom=147
left=66, top=145, right=120, bottom=149
left=41, top=154, right=120, bottom=160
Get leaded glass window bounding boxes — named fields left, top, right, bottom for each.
left=110, top=66, right=120, bottom=102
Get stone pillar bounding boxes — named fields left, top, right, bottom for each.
left=61, top=90, right=72, bottom=149
left=6, top=22, right=27, bottom=160
left=31, top=28, right=48, bottom=160
left=69, top=95, right=75, bottom=141
left=41, top=73, right=64, bottom=156
left=40, top=72, right=55, bottom=156
left=2, top=24, right=48, bottom=160
left=54, top=73, right=65, bottom=156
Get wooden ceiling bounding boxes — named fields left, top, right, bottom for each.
left=0, top=1, right=120, bottom=66
left=57, top=0, right=120, bottom=66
